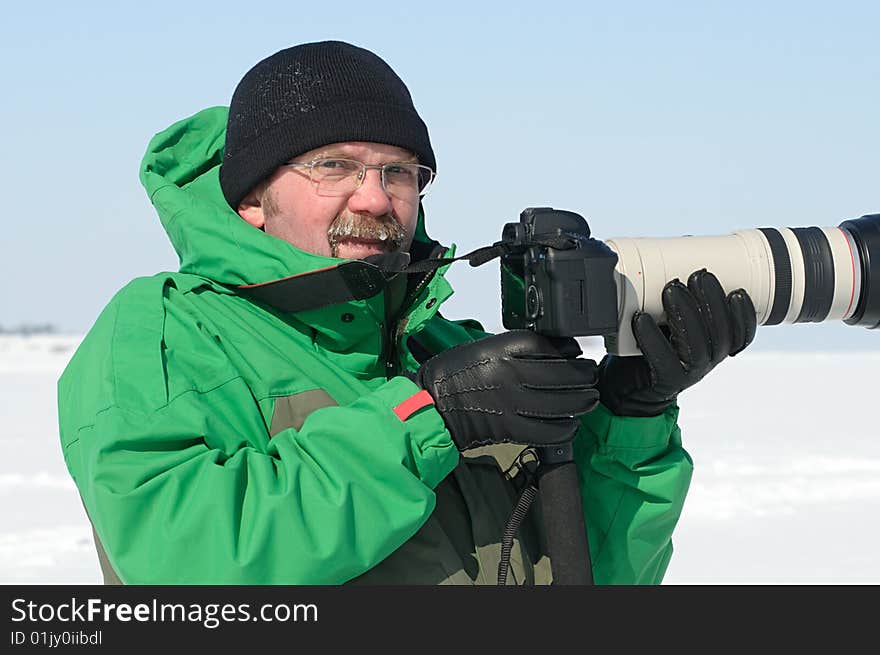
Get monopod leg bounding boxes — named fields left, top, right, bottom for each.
left=537, top=444, right=593, bottom=585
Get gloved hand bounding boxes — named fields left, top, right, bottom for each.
left=413, top=330, right=600, bottom=450
left=598, top=269, right=757, bottom=417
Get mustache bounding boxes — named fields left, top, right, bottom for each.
left=327, top=212, right=406, bottom=255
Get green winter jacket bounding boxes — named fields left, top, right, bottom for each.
left=57, top=106, right=693, bottom=585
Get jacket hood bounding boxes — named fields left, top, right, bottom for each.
left=139, top=106, right=439, bottom=287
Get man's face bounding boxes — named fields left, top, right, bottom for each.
left=237, top=141, right=422, bottom=260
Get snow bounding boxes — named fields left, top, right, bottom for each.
left=2, top=335, right=878, bottom=584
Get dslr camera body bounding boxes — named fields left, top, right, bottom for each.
left=500, top=207, right=619, bottom=338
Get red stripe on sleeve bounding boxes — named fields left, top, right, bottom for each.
left=393, top=390, right=435, bottom=421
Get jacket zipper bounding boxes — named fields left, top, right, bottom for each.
left=383, top=259, right=441, bottom=379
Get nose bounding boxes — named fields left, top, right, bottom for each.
left=346, top=168, right=393, bottom=216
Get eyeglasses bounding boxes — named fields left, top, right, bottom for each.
left=283, top=158, right=435, bottom=199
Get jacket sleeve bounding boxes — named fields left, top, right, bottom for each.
left=574, top=402, right=693, bottom=585
left=61, top=369, right=458, bottom=585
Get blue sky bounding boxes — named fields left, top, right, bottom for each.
left=2, top=1, right=877, bottom=349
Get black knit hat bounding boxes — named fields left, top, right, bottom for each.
left=220, top=41, right=435, bottom=210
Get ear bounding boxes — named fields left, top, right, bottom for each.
left=237, top=187, right=266, bottom=229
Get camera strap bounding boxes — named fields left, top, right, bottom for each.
left=235, top=252, right=411, bottom=313
left=403, top=233, right=582, bottom=272
left=234, top=235, right=579, bottom=314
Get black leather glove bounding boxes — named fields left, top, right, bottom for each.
left=598, top=269, right=757, bottom=417
left=413, top=330, right=600, bottom=450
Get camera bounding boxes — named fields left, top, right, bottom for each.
left=500, top=207, right=880, bottom=355
left=500, top=207, right=619, bottom=337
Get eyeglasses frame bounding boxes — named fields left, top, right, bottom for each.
left=282, top=157, right=436, bottom=199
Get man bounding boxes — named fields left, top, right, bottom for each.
left=57, top=41, right=755, bottom=584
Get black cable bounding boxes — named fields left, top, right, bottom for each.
left=497, top=481, right=539, bottom=585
